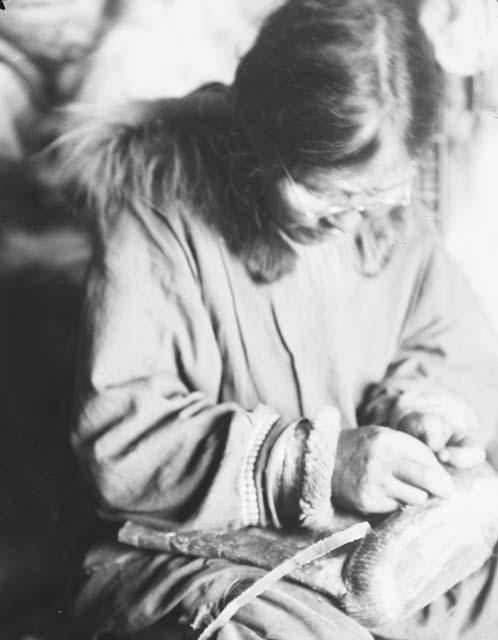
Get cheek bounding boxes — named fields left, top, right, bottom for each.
left=278, top=178, right=328, bottom=223
left=327, top=210, right=363, bottom=233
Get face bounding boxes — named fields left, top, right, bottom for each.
left=275, top=135, right=416, bottom=237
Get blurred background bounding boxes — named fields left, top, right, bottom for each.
left=0, top=0, right=496, bottom=638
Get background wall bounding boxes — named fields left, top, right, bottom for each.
left=444, top=68, right=498, bottom=332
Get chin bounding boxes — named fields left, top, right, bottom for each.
left=352, top=205, right=409, bottom=276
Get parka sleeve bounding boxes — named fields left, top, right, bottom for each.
left=73, top=206, right=340, bottom=533
left=359, top=233, right=498, bottom=449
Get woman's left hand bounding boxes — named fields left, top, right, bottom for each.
left=397, top=411, right=485, bottom=468
left=393, top=388, right=486, bottom=468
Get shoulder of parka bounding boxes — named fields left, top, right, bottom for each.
left=52, top=83, right=233, bottom=233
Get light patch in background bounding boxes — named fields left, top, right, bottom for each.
left=420, top=0, right=498, bottom=76
left=444, top=68, right=498, bottom=334
left=77, top=0, right=283, bottom=105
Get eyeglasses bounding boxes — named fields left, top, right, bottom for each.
left=308, top=178, right=414, bottom=222
left=284, top=169, right=414, bottom=229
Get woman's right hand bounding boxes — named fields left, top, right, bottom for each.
left=331, top=426, right=455, bottom=514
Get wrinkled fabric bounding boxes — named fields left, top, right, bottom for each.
left=74, top=200, right=498, bottom=532
left=74, top=543, right=373, bottom=639
left=73, top=188, right=498, bottom=635
left=74, top=540, right=498, bottom=639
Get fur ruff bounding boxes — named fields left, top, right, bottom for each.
left=53, top=87, right=301, bottom=283
left=299, top=406, right=341, bottom=531
left=53, top=86, right=409, bottom=283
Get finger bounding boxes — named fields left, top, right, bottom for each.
left=398, top=413, right=450, bottom=452
left=438, top=445, right=486, bottom=468
left=395, top=458, right=454, bottom=498
left=364, top=496, right=401, bottom=515
left=387, top=477, right=429, bottom=506
left=417, top=414, right=451, bottom=451
left=446, top=432, right=480, bottom=448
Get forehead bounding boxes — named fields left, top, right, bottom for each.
left=296, top=126, right=414, bottom=196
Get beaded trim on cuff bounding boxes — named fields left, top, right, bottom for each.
left=240, top=409, right=280, bottom=527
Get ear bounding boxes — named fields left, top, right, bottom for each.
left=419, top=0, right=498, bottom=76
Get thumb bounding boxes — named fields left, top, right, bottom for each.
left=438, top=439, right=486, bottom=468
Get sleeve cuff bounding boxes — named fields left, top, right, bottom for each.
left=299, top=406, right=341, bottom=530
left=239, top=405, right=280, bottom=528
left=242, top=405, right=342, bottom=531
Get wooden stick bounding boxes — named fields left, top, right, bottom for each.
left=196, top=522, right=371, bottom=640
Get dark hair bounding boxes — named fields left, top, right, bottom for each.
left=234, top=0, right=440, bottom=176
left=59, top=0, right=441, bottom=284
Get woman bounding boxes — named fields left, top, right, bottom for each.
left=60, top=0, right=498, bottom=637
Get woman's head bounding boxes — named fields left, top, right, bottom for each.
left=56, top=0, right=440, bottom=284
left=235, top=0, right=438, bottom=171
left=233, top=0, right=440, bottom=240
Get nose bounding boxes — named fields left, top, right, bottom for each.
left=332, top=209, right=363, bottom=233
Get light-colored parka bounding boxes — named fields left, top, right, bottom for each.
left=65, top=87, right=498, bottom=537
